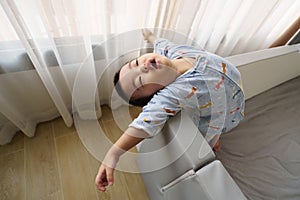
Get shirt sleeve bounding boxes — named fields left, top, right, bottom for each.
left=129, top=89, right=181, bottom=137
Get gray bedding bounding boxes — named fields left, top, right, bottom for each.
left=216, top=76, right=300, bottom=200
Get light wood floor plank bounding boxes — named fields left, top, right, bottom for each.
left=0, top=150, right=24, bottom=200
left=0, top=132, right=24, bottom=157
left=24, top=122, right=62, bottom=200
left=55, top=133, right=98, bottom=200
left=52, top=117, right=75, bottom=138
left=100, top=119, right=122, bottom=143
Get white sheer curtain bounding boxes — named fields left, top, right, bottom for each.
left=0, top=0, right=299, bottom=144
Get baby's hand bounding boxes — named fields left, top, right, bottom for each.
left=95, top=151, right=120, bottom=192
left=142, top=28, right=153, bottom=39
left=142, top=28, right=156, bottom=44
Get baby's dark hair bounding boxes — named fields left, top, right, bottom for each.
left=114, top=70, right=154, bottom=107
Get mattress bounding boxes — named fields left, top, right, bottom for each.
left=216, top=76, right=300, bottom=200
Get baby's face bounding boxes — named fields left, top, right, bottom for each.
left=119, top=53, right=178, bottom=101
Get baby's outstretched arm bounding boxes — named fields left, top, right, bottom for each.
left=95, top=127, right=147, bottom=192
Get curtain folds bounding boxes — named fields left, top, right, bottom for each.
left=0, top=0, right=299, bottom=144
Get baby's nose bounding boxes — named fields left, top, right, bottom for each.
left=140, top=65, right=149, bottom=73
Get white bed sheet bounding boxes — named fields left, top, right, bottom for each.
left=216, top=76, right=300, bottom=200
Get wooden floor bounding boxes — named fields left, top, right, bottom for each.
left=0, top=105, right=149, bottom=200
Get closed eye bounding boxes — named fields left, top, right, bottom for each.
left=135, top=59, right=139, bottom=66
left=139, top=76, right=143, bottom=87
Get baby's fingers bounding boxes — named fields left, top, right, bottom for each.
left=142, top=28, right=152, bottom=38
left=95, top=166, right=109, bottom=191
left=106, top=166, right=115, bottom=186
